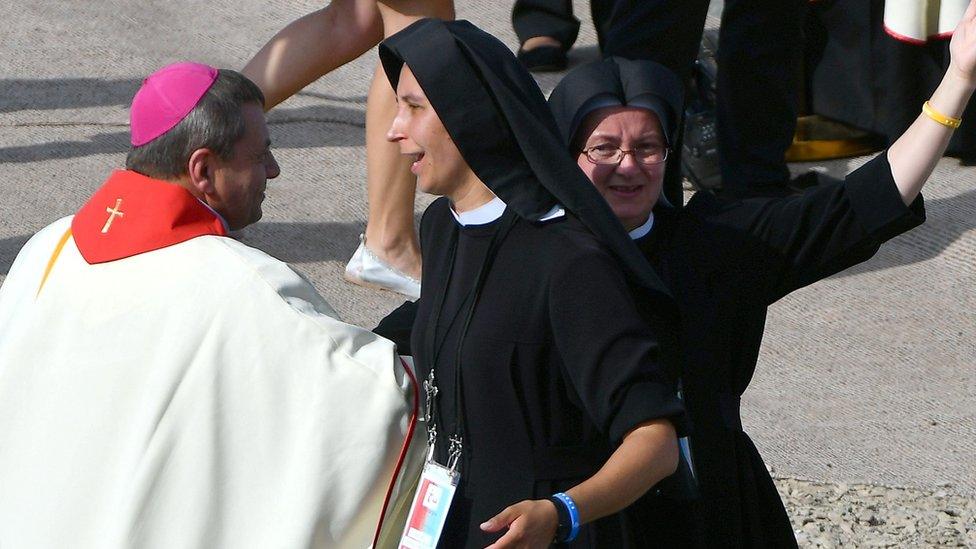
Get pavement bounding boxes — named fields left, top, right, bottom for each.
left=1, top=0, right=973, bottom=501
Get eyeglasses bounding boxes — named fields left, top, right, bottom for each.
left=580, top=144, right=669, bottom=166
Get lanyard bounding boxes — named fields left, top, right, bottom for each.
left=423, top=209, right=518, bottom=471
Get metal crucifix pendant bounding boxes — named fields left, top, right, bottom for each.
left=423, top=369, right=440, bottom=447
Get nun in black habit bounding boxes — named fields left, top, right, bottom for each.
left=376, top=18, right=688, bottom=548
left=549, top=46, right=974, bottom=546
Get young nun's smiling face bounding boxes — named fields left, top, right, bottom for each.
left=388, top=66, right=480, bottom=202
left=575, top=106, right=667, bottom=231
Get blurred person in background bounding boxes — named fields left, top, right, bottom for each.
left=244, top=0, right=456, bottom=300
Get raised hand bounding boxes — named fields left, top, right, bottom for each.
left=950, top=0, right=976, bottom=85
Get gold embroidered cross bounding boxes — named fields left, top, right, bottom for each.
left=101, top=198, right=125, bottom=234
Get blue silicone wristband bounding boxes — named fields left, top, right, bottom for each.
left=551, top=492, right=580, bottom=542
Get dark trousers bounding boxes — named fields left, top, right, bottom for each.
left=717, top=0, right=806, bottom=191
left=511, top=0, right=707, bottom=74
left=512, top=0, right=581, bottom=53
left=515, top=0, right=807, bottom=196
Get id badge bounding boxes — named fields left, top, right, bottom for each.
left=398, top=460, right=459, bottom=549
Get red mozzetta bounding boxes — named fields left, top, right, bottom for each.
left=71, top=170, right=228, bottom=264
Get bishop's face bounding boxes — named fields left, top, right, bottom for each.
left=208, top=102, right=280, bottom=230
left=575, top=107, right=666, bottom=231
left=387, top=66, right=478, bottom=200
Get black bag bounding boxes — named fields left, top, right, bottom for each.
left=681, top=29, right=722, bottom=191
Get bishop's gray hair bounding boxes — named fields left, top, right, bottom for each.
left=125, top=69, right=265, bottom=179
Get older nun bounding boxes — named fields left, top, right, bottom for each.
left=548, top=38, right=975, bottom=545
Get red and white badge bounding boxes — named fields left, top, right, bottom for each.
left=398, top=460, right=459, bottom=549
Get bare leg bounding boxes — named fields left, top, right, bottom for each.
left=362, top=0, right=455, bottom=280
left=522, top=36, right=562, bottom=50
left=364, top=63, right=421, bottom=278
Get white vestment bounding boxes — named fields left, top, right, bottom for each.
left=884, top=0, right=968, bottom=43
left=0, top=215, right=422, bottom=548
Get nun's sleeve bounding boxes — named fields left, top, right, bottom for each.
left=705, top=152, right=925, bottom=304
left=548, top=244, right=686, bottom=444
left=373, top=300, right=418, bottom=356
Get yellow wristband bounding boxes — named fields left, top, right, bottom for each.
left=923, top=101, right=962, bottom=129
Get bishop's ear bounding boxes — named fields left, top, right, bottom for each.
left=186, top=148, right=218, bottom=195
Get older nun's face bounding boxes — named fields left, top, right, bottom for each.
left=575, top=106, right=666, bottom=231
left=388, top=66, right=475, bottom=198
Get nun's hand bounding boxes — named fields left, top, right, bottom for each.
left=950, top=0, right=976, bottom=86
left=480, top=499, right=558, bottom=548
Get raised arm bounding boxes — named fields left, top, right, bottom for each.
left=242, top=0, right=384, bottom=109
left=889, top=0, right=976, bottom=204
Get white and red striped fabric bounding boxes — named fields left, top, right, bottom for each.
left=884, top=0, right=968, bottom=43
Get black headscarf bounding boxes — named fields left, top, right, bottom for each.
left=379, top=19, right=672, bottom=301
left=548, top=57, right=684, bottom=150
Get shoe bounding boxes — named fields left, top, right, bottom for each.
left=785, top=115, right=883, bottom=162
left=344, top=234, right=421, bottom=300
left=516, top=45, right=567, bottom=72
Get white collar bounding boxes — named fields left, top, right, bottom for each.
left=538, top=204, right=566, bottom=222
left=451, top=196, right=507, bottom=226
left=196, top=198, right=230, bottom=232
left=628, top=213, right=654, bottom=240
left=450, top=197, right=567, bottom=226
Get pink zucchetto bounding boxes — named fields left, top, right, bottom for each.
left=129, top=62, right=219, bottom=146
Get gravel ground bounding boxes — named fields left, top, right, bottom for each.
left=776, top=477, right=976, bottom=547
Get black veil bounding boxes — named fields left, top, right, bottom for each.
left=379, top=19, right=672, bottom=302
left=547, top=56, right=684, bottom=150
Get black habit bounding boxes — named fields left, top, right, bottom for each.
left=549, top=59, right=926, bottom=547
left=634, top=154, right=924, bottom=547
left=408, top=201, right=685, bottom=547
left=377, top=19, right=686, bottom=548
